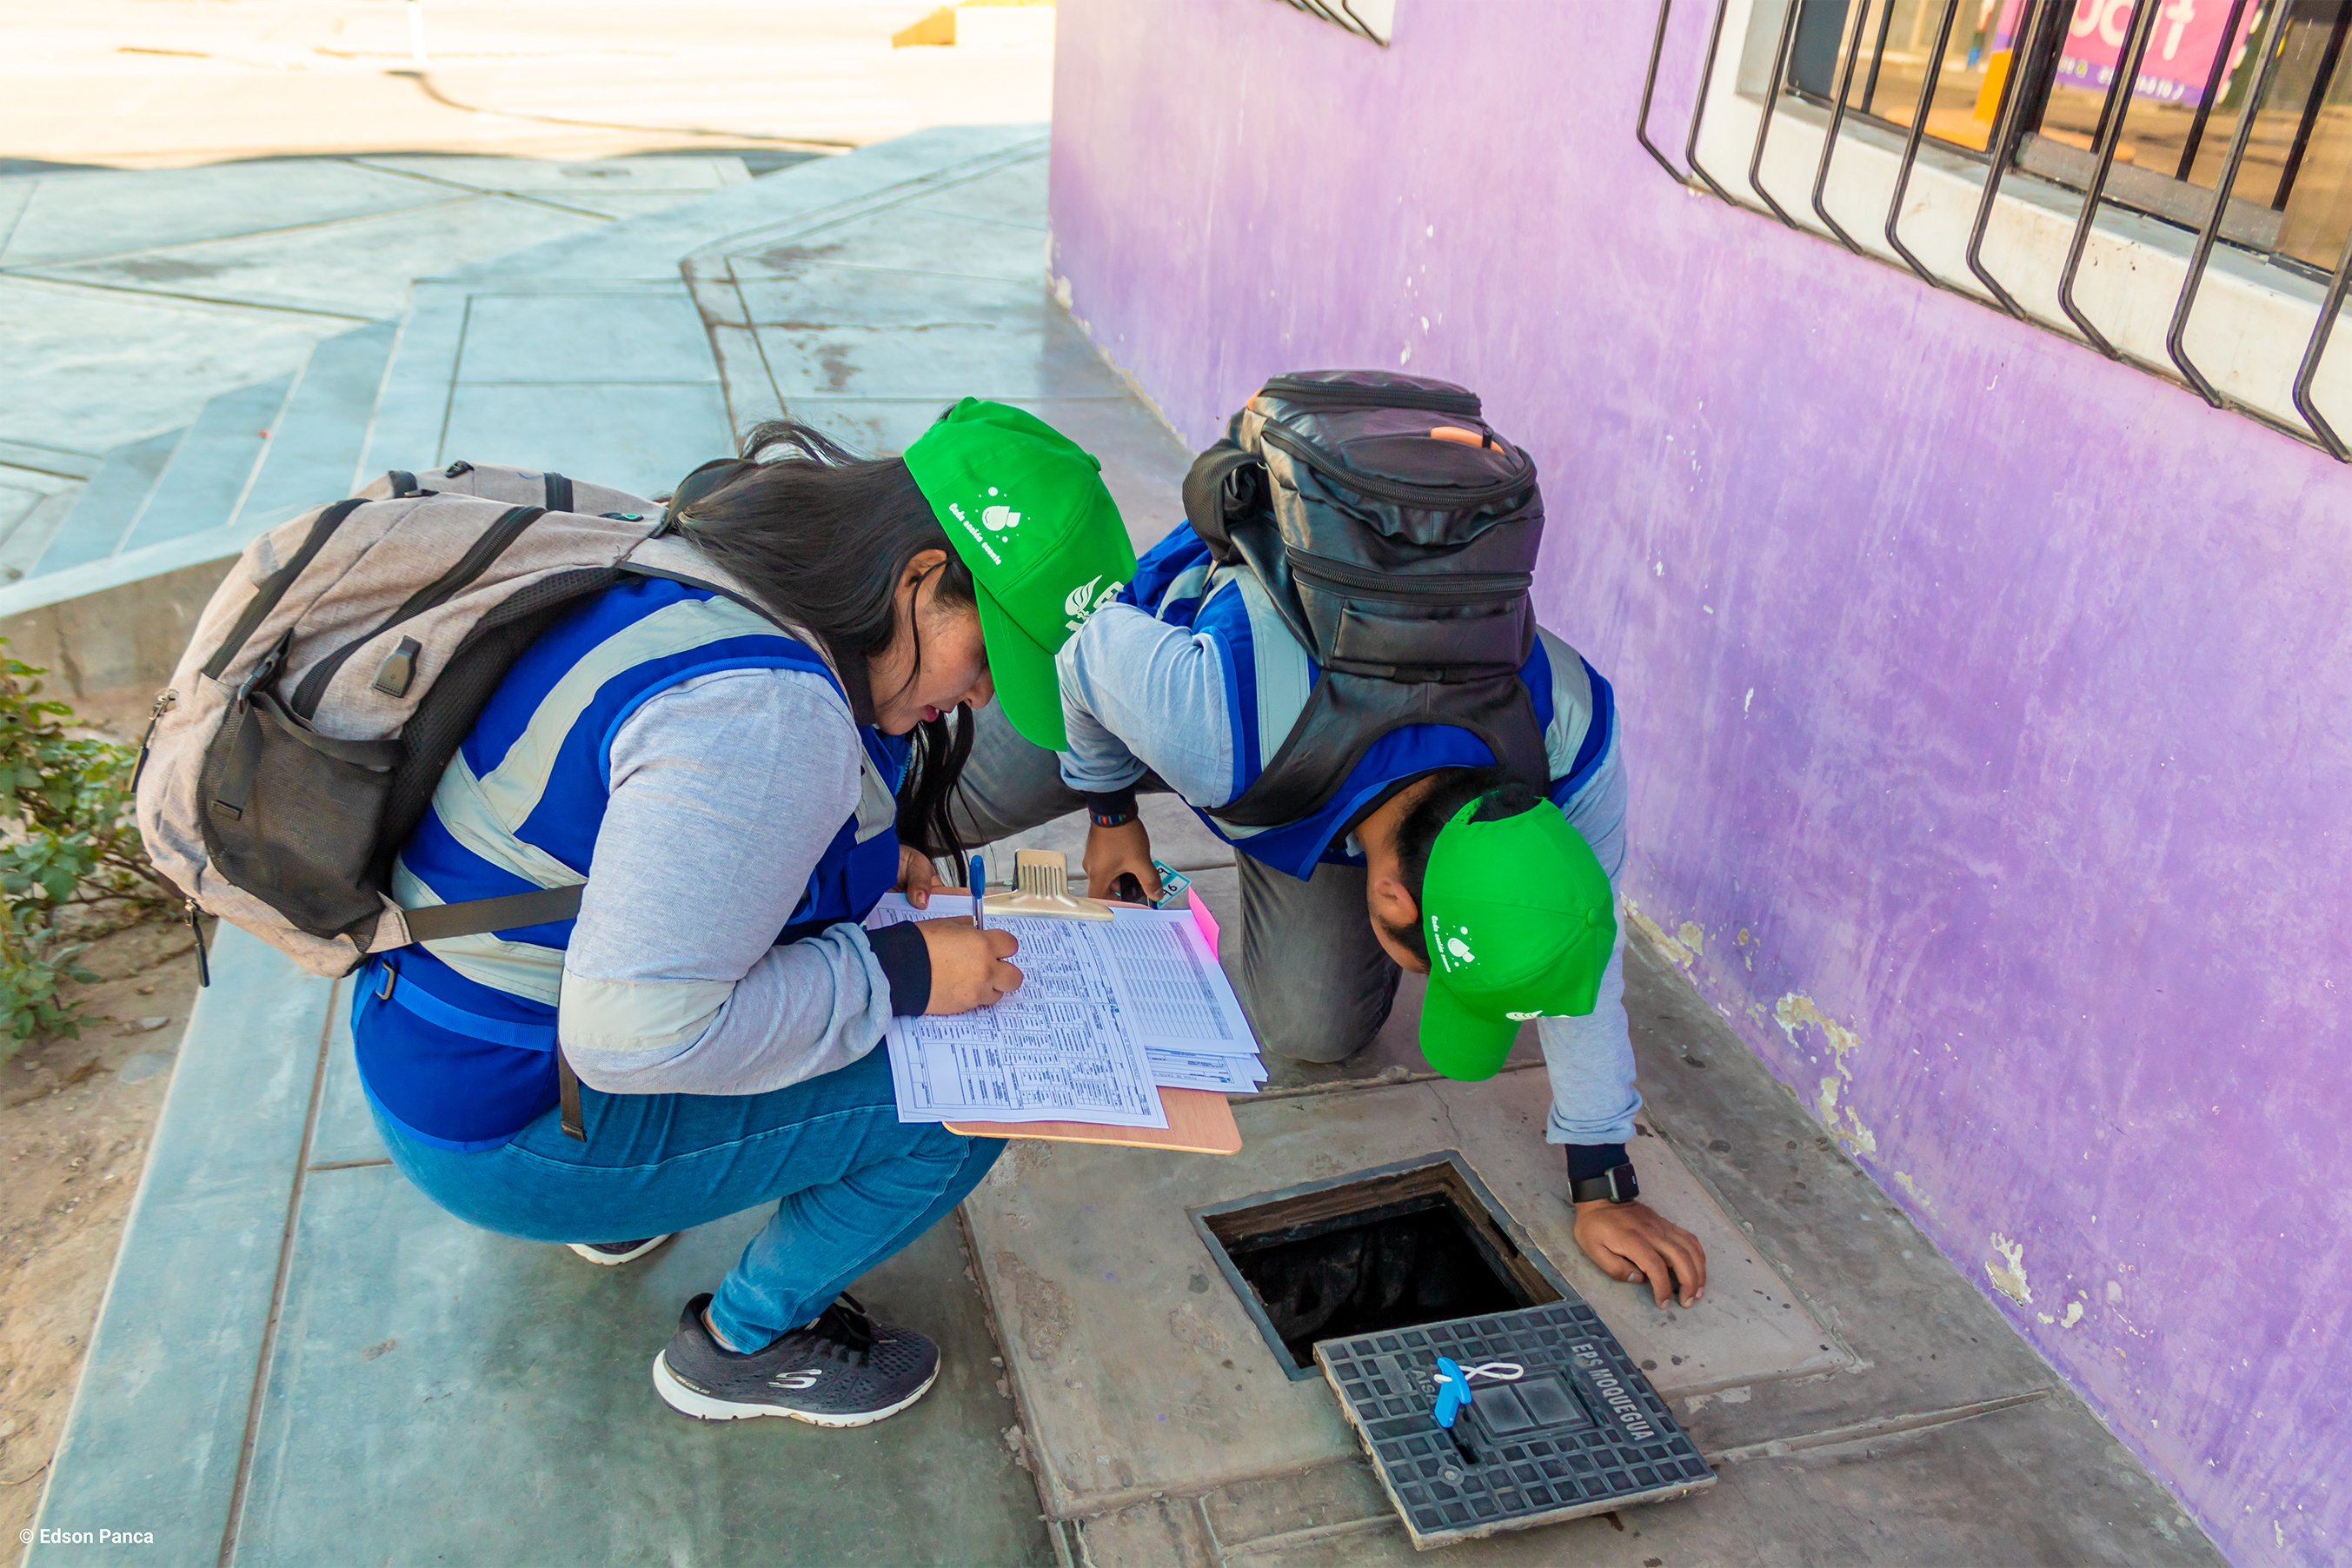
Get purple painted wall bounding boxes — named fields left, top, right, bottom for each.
left=1046, top=3, right=2352, bottom=1561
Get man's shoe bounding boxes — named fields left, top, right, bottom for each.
left=651, top=1291, right=940, bottom=1427
left=568, top=1236, right=672, bottom=1266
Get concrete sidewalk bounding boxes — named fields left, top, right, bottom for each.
left=24, top=128, right=2223, bottom=1567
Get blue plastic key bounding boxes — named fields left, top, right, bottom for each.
left=1432, top=1356, right=1471, bottom=1428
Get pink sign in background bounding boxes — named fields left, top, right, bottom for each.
left=1996, top=0, right=2268, bottom=107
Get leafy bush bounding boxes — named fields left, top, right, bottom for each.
left=0, top=647, right=173, bottom=1056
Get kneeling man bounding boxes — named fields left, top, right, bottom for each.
left=952, top=511, right=1705, bottom=1308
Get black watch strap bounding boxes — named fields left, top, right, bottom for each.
left=1084, top=787, right=1139, bottom=827
left=1569, top=1163, right=1639, bottom=1205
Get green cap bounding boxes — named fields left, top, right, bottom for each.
left=903, top=399, right=1137, bottom=750
left=1418, top=795, right=1618, bottom=1080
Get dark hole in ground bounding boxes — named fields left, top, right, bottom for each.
left=1197, top=1159, right=1560, bottom=1372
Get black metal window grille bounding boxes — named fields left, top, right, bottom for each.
left=1272, top=0, right=1393, bottom=45
left=1638, top=0, right=2352, bottom=456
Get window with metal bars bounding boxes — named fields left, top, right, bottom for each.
left=1641, top=0, right=2352, bottom=455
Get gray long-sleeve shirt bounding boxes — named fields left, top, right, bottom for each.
left=1052, top=596, right=1641, bottom=1146
left=555, top=667, right=900, bottom=1095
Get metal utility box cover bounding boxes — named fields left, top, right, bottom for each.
left=1316, top=1302, right=1716, bottom=1550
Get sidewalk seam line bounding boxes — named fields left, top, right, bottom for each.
left=216, top=978, right=343, bottom=1568
left=1701, top=1388, right=2052, bottom=1465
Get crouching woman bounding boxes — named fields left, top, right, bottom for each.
left=353, top=402, right=1133, bottom=1425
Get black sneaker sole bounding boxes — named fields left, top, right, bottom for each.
left=649, top=1350, right=939, bottom=1428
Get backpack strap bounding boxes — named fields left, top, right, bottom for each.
left=399, top=884, right=583, bottom=942
left=1181, top=440, right=1261, bottom=567
left=387, top=470, right=422, bottom=498
left=395, top=886, right=588, bottom=1139
left=542, top=472, right=575, bottom=513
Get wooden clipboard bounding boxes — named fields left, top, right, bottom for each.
left=947, top=1086, right=1242, bottom=1155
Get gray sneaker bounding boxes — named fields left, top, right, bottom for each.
left=651, top=1292, right=940, bottom=1427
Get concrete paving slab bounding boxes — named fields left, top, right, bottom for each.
left=34, top=429, right=182, bottom=575
left=728, top=262, right=1057, bottom=329
left=0, top=276, right=338, bottom=455
left=455, top=128, right=1047, bottom=285
left=0, top=437, right=101, bottom=482
left=961, top=1068, right=1843, bottom=1520
left=23, top=196, right=607, bottom=322
left=907, top=159, right=1052, bottom=232
left=353, top=156, right=753, bottom=195
left=439, top=382, right=734, bottom=501
left=353, top=281, right=470, bottom=479
left=0, top=466, right=78, bottom=574
left=26, top=931, right=340, bottom=1567
left=736, top=202, right=1051, bottom=286
left=234, top=1170, right=1047, bottom=1568
left=756, top=310, right=1127, bottom=402
left=1173, top=1403, right=2214, bottom=1567
left=455, top=290, right=722, bottom=385
left=116, top=374, right=291, bottom=555
left=308, top=1006, right=383, bottom=1173
left=0, top=179, right=34, bottom=262
left=0, top=488, right=82, bottom=585
left=232, top=322, right=399, bottom=531
left=0, top=160, right=444, bottom=268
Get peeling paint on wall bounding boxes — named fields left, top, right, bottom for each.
left=1987, top=1233, right=2032, bottom=1306
left=1775, top=993, right=1877, bottom=1156
left=1622, top=898, right=1703, bottom=969
left=1893, top=1172, right=1937, bottom=1213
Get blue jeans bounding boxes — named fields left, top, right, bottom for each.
left=370, top=1046, right=1003, bottom=1350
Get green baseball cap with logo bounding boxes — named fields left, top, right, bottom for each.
left=1418, top=794, right=1618, bottom=1080
left=904, top=399, right=1136, bottom=750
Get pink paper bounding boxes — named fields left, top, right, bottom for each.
left=1186, top=886, right=1220, bottom=958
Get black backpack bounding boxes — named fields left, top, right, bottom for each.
left=1179, top=369, right=1548, bottom=827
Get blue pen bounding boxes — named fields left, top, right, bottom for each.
left=968, top=852, right=986, bottom=931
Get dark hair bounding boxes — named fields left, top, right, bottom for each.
left=1377, top=765, right=1541, bottom=965
left=675, top=419, right=977, bottom=867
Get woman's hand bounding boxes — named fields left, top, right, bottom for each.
left=1084, top=820, right=1161, bottom=905
left=915, top=920, right=1022, bottom=1013
left=897, top=844, right=945, bottom=908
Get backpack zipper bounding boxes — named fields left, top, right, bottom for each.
left=185, top=898, right=209, bottom=987
left=1258, top=424, right=1531, bottom=508
left=1259, top=375, right=1483, bottom=416
left=130, top=688, right=176, bottom=793
left=1286, top=548, right=1531, bottom=602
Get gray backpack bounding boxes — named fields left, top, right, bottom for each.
left=134, top=461, right=783, bottom=987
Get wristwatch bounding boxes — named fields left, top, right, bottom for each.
left=1084, top=787, right=1139, bottom=829
left=1569, top=1163, right=1639, bottom=1205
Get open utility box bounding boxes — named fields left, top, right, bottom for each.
left=1191, top=1153, right=1714, bottom=1550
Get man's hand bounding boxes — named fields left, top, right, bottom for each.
left=897, top=845, right=944, bottom=908
left=914, top=921, right=1022, bottom=1013
left=1573, top=1199, right=1707, bottom=1308
left=1083, top=819, right=1161, bottom=904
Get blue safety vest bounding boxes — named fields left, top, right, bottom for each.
left=1122, top=524, right=1614, bottom=880
left=352, top=575, right=906, bottom=1151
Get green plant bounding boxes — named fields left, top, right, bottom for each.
left=0, top=646, right=172, bottom=1055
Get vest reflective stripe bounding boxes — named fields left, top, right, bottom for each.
left=1534, top=626, right=1597, bottom=777
left=1133, top=522, right=1613, bottom=879
left=355, top=575, right=904, bottom=1152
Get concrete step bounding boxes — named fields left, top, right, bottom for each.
left=114, top=372, right=293, bottom=557
left=33, top=426, right=185, bottom=576
left=230, top=320, right=396, bottom=533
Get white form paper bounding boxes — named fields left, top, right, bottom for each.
left=867, top=894, right=1173, bottom=1127
left=1146, top=1048, right=1269, bottom=1093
